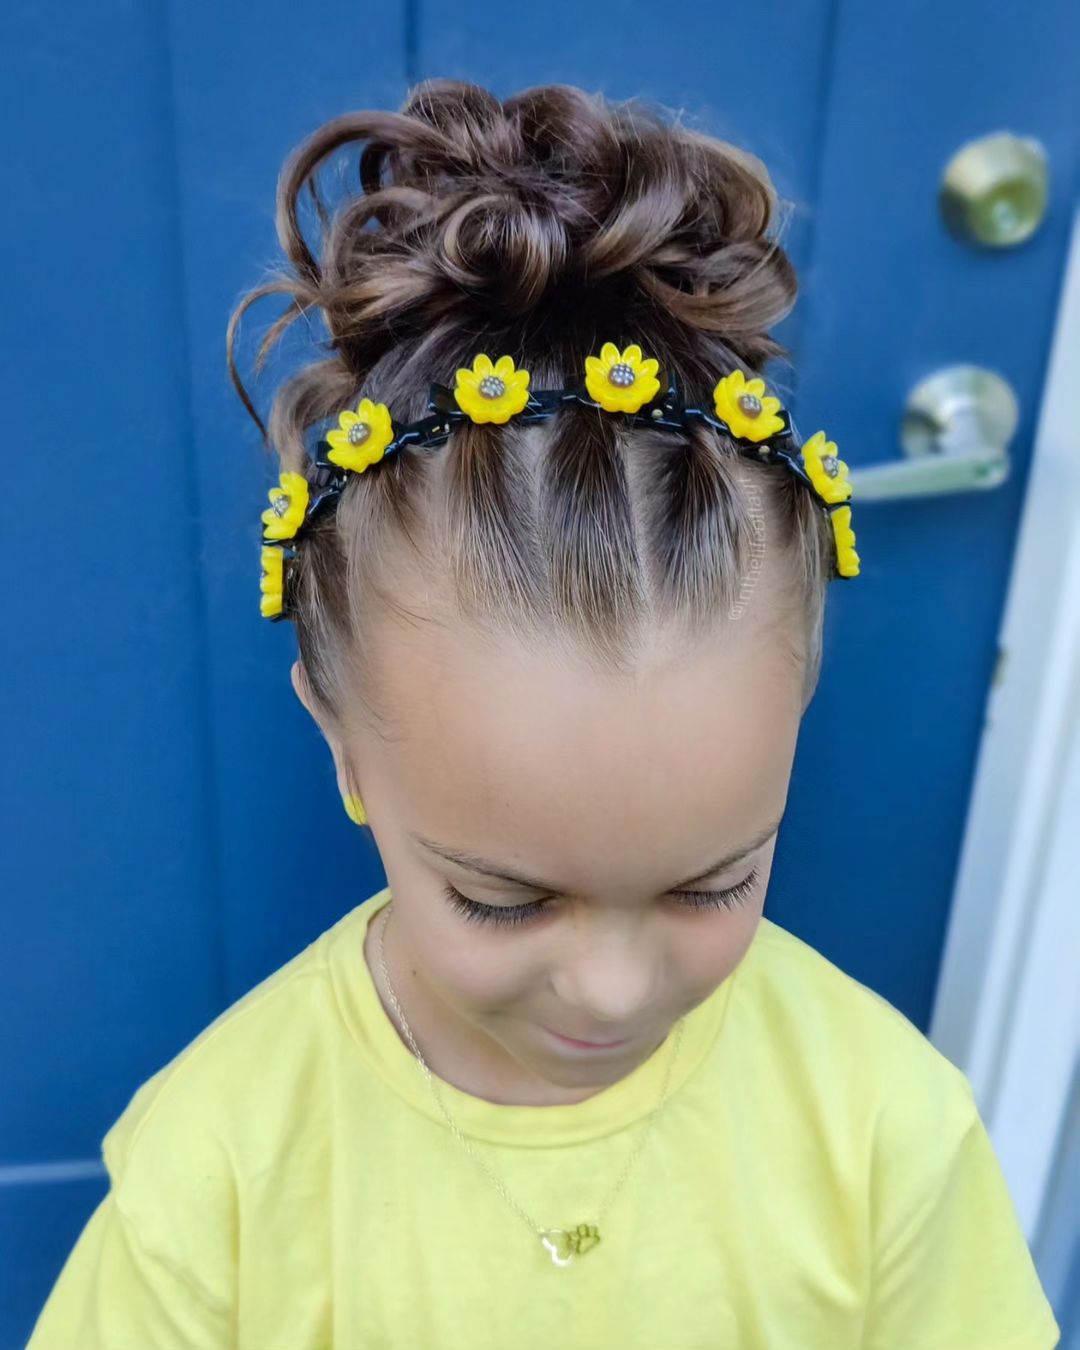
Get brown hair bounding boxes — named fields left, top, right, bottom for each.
left=227, top=79, right=834, bottom=742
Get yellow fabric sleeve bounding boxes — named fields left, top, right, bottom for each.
left=25, top=1190, right=233, bottom=1349
left=862, top=1064, right=1061, bottom=1349
left=26, top=1060, right=237, bottom=1349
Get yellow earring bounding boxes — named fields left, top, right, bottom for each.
left=342, top=793, right=367, bottom=826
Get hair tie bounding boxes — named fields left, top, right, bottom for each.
left=259, top=342, right=859, bottom=620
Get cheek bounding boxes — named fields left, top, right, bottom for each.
left=410, top=917, right=535, bottom=1009
left=674, top=901, right=763, bottom=1001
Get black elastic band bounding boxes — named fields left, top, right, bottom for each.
left=265, top=375, right=848, bottom=620
left=306, top=370, right=807, bottom=516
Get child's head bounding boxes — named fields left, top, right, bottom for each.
left=230, top=79, right=836, bottom=1095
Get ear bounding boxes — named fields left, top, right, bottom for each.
left=290, top=658, right=316, bottom=719
left=290, top=661, right=357, bottom=801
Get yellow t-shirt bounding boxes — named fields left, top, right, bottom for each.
left=28, top=885, right=1060, bottom=1349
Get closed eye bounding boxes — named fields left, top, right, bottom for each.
left=441, top=867, right=761, bottom=929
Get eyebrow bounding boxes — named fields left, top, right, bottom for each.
left=409, top=817, right=783, bottom=893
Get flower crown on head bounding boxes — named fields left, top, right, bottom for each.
left=259, top=341, right=860, bottom=620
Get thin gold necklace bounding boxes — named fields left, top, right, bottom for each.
left=374, top=899, right=686, bottom=1267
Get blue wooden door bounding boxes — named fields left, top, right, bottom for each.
left=4, top=1, right=1078, bottom=1342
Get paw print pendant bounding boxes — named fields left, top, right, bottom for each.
left=540, top=1223, right=602, bottom=1266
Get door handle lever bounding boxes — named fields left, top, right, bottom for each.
left=845, top=365, right=1017, bottom=501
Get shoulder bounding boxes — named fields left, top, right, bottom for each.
left=738, top=918, right=1004, bottom=1271
left=102, top=902, right=365, bottom=1199
left=743, top=915, right=977, bottom=1131
left=69, top=900, right=374, bottom=1303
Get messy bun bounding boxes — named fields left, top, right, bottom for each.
left=227, top=78, right=834, bottom=737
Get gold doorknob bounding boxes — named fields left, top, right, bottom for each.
left=940, top=132, right=1049, bottom=247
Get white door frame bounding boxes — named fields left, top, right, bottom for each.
left=929, top=203, right=1080, bottom=1246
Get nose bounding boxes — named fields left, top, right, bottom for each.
left=550, top=924, right=659, bottom=1027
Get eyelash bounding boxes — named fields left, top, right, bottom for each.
left=441, top=868, right=761, bottom=929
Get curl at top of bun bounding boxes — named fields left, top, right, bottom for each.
left=243, top=80, right=796, bottom=403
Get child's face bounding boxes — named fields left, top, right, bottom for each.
left=300, top=613, right=804, bottom=1104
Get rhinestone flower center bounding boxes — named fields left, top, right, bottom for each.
left=737, top=393, right=762, bottom=417
left=478, top=375, right=506, bottom=399
left=821, top=455, right=839, bottom=477
left=348, top=421, right=372, bottom=445
left=272, top=495, right=290, bottom=516
left=607, top=362, right=636, bottom=388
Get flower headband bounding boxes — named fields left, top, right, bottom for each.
left=260, top=341, right=859, bottom=620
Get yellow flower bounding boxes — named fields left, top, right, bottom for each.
left=712, top=369, right=786, bottom=442
left=325, top=398, right=395, bottom=473
left=261, top=470, right=309, bottom=540
left=453, top=354, right=531, bottom=424
left=260, top=544, right=285, bottom=618
left=830, top=505, right=860, bottom=578
left=584, top=342, right=661, bottom=414
left=799, top=430, right=852, bottom=505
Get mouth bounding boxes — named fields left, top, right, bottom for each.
left=542, top=1026, right=633, bottom=1050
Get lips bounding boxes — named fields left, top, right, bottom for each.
left=546, top=1028, right=630, bottom=1048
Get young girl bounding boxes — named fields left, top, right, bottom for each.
left=29, top=79, right=1059, bottom=1349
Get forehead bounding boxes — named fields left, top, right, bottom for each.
left=363, top=615, right=803, bottom=892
